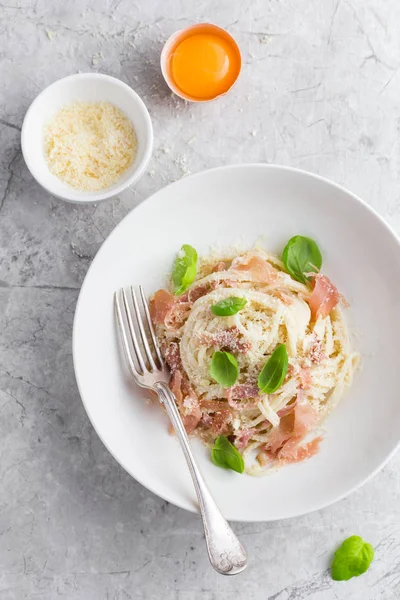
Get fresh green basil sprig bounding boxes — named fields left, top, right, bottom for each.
left=282, top=235, right=322, bottom=285
left=211, top=435, right=244, bottom=474
left=331, top=536, right=374, bottom=581
left=172, top=244, right=198, bottom=295
left=258, top=344, right=288, bottom=394
left=209, top=351, right=239, bottom=388
left=211, top=297, right=247, bottom=316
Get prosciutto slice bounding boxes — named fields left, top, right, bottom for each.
left=226, top=382, right=259, bottom=409
left=163, top=341, right=182, bottom=372
left=200, top=400, right=233, bottom=435
left=235, top=428, right=257, bottom=449
left=266, top=398, right=319, bottom=461
left=199, top=326, right=251, bottom=353
left=308, top=335, right=325, bottom=364
left=227, top=382, right=259, bottom=400
left=278, top=436, right=322, bottom=463
left=149, top=289, right=191, bottom=330
left=170, top=370, right=183, bottom=404
left=149, top=289, right=175, bottom=324
left=164, top=302, right=191, bottom=330
left=307, top=274, right=339, bottom=320
left=170, top=370, right=201, bottom=434
left=231, top=254, right=279, bottom=283
left=212, top=261, right=227, bottom=272
left=188, top=280, right=218, bottom=302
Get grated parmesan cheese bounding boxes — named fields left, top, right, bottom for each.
left=44, top=101, right=137, bottom=192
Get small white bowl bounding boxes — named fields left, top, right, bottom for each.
left=21, top=73, right=153, bottom=203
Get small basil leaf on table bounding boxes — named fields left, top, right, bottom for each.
left=258, top=344, right=288, bottom=394
left=211, top=435, right=244, bottom=474
left=172, top=244, right=198, bottom=295
left=282, top=235, right=322, bottom=285
left=209, top=351, right=239, bottom=387
left=211, top=297, right=247, bottom=316
left=331, top=535, right=374, bottom=581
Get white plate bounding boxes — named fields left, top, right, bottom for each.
left=73, top=164, right=400, bottom=522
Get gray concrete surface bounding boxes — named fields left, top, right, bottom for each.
left=1, top=0, right=400, bottom=598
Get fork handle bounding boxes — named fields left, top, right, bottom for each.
left=154, top=382, right=248, bottom=575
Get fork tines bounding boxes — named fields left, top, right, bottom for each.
left=114, top=286, right=163, bottom=377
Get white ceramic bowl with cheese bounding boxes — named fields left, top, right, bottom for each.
left=21, top=73, right=153, bottom=203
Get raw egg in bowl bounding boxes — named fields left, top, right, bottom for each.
left=161, top=23, right=241, bottom=102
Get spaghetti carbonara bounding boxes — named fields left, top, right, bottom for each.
left=150, top=245, right=359, bottom=475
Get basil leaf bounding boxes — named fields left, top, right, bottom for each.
left=331, top=536, right=374, bottom=581
left=172, top=244, right=198, bottom=295
left=282, top=235, right=322, bottom=285
left=211, top=297, right=247, bottom=316
left=258, top=344, right=288, bottom=394
left=211, top=435, right=244, bottom=474
left=210, top=351, right=239, bottom=387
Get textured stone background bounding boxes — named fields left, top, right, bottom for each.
left=1, top=0, right=400, bottom=598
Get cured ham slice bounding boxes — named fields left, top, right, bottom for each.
left=199, top=326, right=251, bottom=353
left=227, top=382, right=259, bottom=400
left=185, top=277, right=237, bottom=304
left=163, top=341, right=182, bottom=372
left=231, top=253, right=279, bottom=283
left=308, top=335, right=324, bottom=364
left=278, top=436, right=322, bottom=463
left=291, top=401, right=319, bottom=437
left=266, top=398, right=319, bottom=460
left=170, top=370, right=183, bottom=403
left=149, top=289, right=175, bottom=325
left=169, top=369, right=201, bottom=434
left=164, top=302, right=191, bottom=330
left=226, top=382, right=259, bottom=409
left=235, top=428, right=257, bottom=449
left=200, top=399, right=232, bottom=435
left=150, top=290, right=190, bottom=330
left=212, top=261, right=227, bottom=272
left=287, top=364, right=312, bottom=390
left=181, top=399, right=202, bottom=434
left=308, top=274, right=339, bottom=320
left=188, top=281, right=218, bottom=302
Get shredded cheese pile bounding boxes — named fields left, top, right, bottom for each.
left=44, top=101, right=137, bottom=192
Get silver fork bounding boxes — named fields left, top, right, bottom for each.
left=114, top=286, right=248, bottom=576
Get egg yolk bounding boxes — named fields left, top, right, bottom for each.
left=170, top=33, right=240, bottom=100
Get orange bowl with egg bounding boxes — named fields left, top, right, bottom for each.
left=161, top=23, right=241, bottom=102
